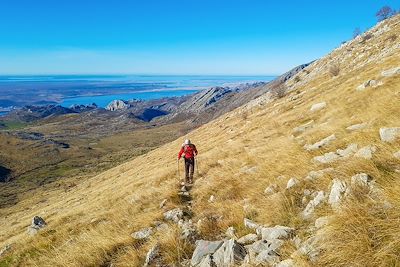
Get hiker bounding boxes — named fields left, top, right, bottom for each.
left=178, top=139, right=198, bottom=184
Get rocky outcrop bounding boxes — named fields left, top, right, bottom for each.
left=131, top=227, right=153, bottom=240
left=381, top=67, right=400, bottom=77
left=105, top=100, right=131, bottom=111
left=328, top=179, right=347, bottom=208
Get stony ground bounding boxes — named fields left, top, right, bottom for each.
left=0, top=15, right=400, bottom=267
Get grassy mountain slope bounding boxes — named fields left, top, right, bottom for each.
left=1, top=15, right=400, bottom=266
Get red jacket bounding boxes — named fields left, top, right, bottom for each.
left=178, top=144, right=198, bottom=159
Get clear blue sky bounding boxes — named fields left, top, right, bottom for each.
left=0, top=0, right=398, bottom=75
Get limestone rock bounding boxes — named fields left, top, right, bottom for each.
left=259, top=225, right=294, bottom=240
left=295, top=236, right=320, bottom=261
left=394, top=151, right=400, bottom=159
left=105, top=99, right=130, bottom=111
left=144, top=244, right=160, bottom=267
left=179, top=220, right=197, bottom=241
left=264, top=184, right=278, bottom=195
left=286, top=178, right=299, bottom=189
left=225, top=226, right=237, bottom=239
left=305, top=168, right=334, bottom=181
left=313, top=143, right=358, bottom=164
left=302, top=191, right=326, bottom=219
left=381, top=67, right=400, bottom=77
left=304, top=134, right=336, bottom=151
left=164, top=208, right=184, bottom=222
left=244, top=218, right=261, bottom=231
left=310, top=102, right=327, bottom=112
left=346, top=122, right=367, bottom=131
left=254, top=250, right=280, bottom=265
left=213, top=239, right=247, bottom=266
left=380, top=127, right=400, bottom=142
left=328, top=179, right=347, bottom=208
left=356, top=80, right=383, bottom=91
left=191, top=240, right=224, bottom=266
left=208, top=195, right=216, bottom=203
left=248, top=239, right=283, bottom=254
left=354, top=145, right=376, bottom=159
left=237, top=234, right=258, bottom=245
left=350, top=173, right=372, bottom=186
left=132, top=227, right=153, bottom=240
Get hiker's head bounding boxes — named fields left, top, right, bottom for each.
left=184, top=139, right=191, bottom=145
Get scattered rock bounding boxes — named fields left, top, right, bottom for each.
left=293, top=120, right=314, bottom=134
left=354, top=145, right=376, bottom=159
left=264, top=184, right=278, bottom=195
left=346, top=122, right=367, bottom=131
left=131, top=227, right=153, bottom=240
left=244, top=218, right=262, bottom=231
left=179, top=220, right=197, bottom=241
left=254, top=249, right=280, bottom=265
left=356, top=80, right=383, bottom=91
left=208, top=195, right=215, bottom=203
left=328, top=179, right=347, bottom=208
left=212, top=239, right=247, bottom=266
left=237, top=234, right=258, bottom=245
left=259, top=225, right=294, bottom=240
left=27, top=216, right=47, bottom=236
left=191, top=240, right=224, bottom=266
left=394, top=151, right=400, bottom=159
left=381, top=67, right=400, bottom=77
left=350, top=173, right=373, bottom=186
left=248, top=239, right=283, bottom=254
left=144, top=244, right=160, bottom=267
left=302, top=191, right=326, bottom=219
left=337, top=143, right=358, bottom=158
left=310, top=102, right=327, bottom=112
left=313, top=143, right=358, bottom=164
left=304, top=134, right=336, bottom=151
left=286, top=178, right=299, bottom=189
left=225, top=226, right=237, bottom=239
left=379, top=127, right=400, bottom=143
left=305, top=168, right=334, bottom=181
left=164, top=208, right=184, bottom=223
left=295, top=236, right=320, bottom=261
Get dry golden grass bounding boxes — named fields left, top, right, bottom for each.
left=1, top=15, right=400, bottom=267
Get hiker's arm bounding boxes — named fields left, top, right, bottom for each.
left=178, top=147, right=184, bottom=159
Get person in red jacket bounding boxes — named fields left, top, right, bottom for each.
left=178, top=139, right=198, bottom=184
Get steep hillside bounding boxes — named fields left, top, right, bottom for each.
left=1, top=15, right=400, bottom=267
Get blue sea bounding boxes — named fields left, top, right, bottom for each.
left=0, top=75, right=276, bottom=110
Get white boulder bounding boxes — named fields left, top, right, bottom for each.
left=164, top=208, right=184, bottom=222
left=259, top=225, right=294, bottom=240
left=394, top=151, right=400, bottom=159
left=310, top=102, right=327, bottom=112
left=302, top=191, right=326, bottom=219
left=380, top=128, right=400, bottom=143
left=286, top=178, right=299, bottom=189
left=304, top=134, right=336, bottom=151
left=131, top=227, right=153, bottom=240
left=237, top=234, right=258, bottom=245
left=264, top=184, right=278, bottom=195
left=328, top=179, right=347, bottom=208
left=346, top=123, right=367, bottom=131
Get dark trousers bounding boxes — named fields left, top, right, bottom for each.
left=184, top=158, right=195, bottom=182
